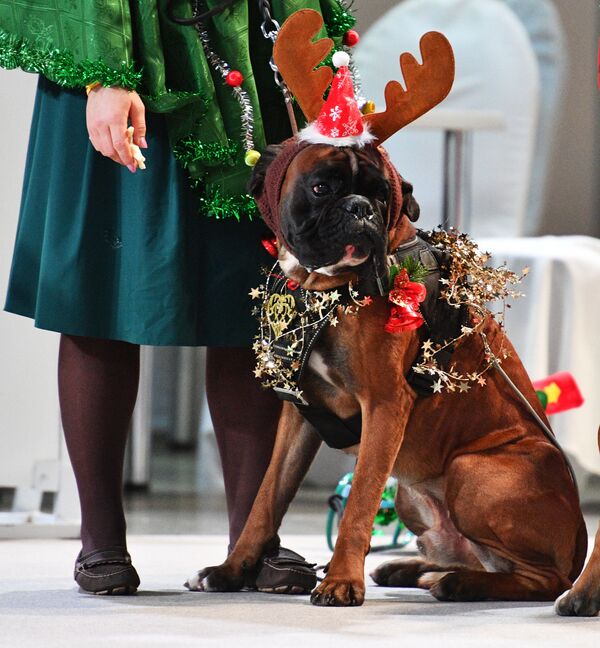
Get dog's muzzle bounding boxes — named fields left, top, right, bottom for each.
left=284, top=195, right=386, bottom=274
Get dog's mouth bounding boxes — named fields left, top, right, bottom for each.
left=312, top=243, right=371, bottom=276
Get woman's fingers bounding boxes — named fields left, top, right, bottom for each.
left=86, top=87, right=141, bottom=171
left=129, top=95, right=148, bottom=149
left=91, top=126, right=118, bottom=161
left=109, top=122, right=135, bottom=170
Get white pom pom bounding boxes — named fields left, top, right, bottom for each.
left=332, top=51, right=350, bottom=68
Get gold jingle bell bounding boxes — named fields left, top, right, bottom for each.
left=361, top=100, right=376, bottom=115
left=245, top=149, right=261, bottom=167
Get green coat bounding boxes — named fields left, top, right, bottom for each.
left=0, top=0, right=355, bottom=217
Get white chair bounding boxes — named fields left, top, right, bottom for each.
left=355, top=0, right=540, bottom=237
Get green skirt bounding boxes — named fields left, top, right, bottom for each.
left=4, top=76, right=273, bottom=346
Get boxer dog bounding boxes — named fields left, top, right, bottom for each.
left=186, top=10, right=587, bottom=607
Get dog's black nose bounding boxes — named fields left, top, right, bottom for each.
left=343, top=196, right=374, bottom=221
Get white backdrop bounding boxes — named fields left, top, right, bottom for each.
left=0, top=69, right=67, bottom=502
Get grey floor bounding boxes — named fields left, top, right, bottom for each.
left=2, top=441, right=600, bottom=647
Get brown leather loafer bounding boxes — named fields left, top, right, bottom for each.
left=74, top=547, right=140, bottom=595
left=253, top=546, right=317, bottom=595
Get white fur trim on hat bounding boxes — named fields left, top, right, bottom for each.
left=298, top=121, right=376, bottom=148
left=332, top=51, right=350, bottom=68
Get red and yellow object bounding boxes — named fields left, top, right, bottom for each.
left=533, top=372, right=584, bottom=415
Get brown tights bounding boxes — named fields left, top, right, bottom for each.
left=58, top=335, right=281, bottom=554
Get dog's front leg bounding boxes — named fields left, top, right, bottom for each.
left=311, top=392, right=414, bottom=607
left=187, top=401, right=322, bottom=592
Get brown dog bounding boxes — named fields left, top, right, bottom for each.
left=186, top=139, right=586, bottom=606
left=185, top=11, right=587, bottom=607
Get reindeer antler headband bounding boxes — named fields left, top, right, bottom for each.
left=272, top=9, right=456, bottom=146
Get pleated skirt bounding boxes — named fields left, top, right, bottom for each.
left=4, top=76, right=273, bottom=346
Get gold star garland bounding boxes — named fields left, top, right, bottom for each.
left=412, top=229, right=528, bottom=393
left=251, top=263, right=369, bottom=400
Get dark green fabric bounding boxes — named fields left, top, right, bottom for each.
left=0, top=0, right=352, bottom=213
left=4, top=77, right=274, bottom=345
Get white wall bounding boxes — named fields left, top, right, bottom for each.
left=0, top=69, right=62, bottom=491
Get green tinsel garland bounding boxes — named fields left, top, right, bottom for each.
left=0, top=28, right=141, bottom=90
left=324, top=0, right=357, bottom=37
left=173, top=136, right=240, bottom=168
left=198, top=186, right=259, bottom=221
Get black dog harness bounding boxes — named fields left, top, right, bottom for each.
left=267, top=232, right=463, bottom=449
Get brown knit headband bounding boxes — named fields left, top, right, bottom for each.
left=254, top=138, right=405, bottom=248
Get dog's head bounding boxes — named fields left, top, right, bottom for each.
left=249, top=141, right=419, bottom=281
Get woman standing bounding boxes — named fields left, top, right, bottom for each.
left=0, top=0, right=354, bottom=594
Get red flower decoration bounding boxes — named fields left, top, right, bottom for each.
left=384, top=269, right=427, bottom=334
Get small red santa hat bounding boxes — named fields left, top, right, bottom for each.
left=299, top=51, right=375, bottom=148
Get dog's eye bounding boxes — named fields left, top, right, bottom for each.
left=312, top=183, right=331, bottom=197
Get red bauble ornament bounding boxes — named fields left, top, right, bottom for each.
left=226, top=70, right=244, bottom=87
left=343, top=30, right=360, bottom=47
left=286, top=280, right=300, bottom=291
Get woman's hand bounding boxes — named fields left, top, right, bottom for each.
left=86, top=86, right=147, bottom=173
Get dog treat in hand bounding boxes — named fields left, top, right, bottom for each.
left=126, top=126, right=146, bottom=170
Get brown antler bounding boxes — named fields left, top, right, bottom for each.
left=273, top=9, right=334, bottom=122
left=363, top=32, right=455, bottom=144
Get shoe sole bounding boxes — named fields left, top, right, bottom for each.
left=79, top=585, right=138, bottom=596
left=257, top=585, right=311, bottom=595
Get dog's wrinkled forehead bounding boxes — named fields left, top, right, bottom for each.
left=280, top=144, right=386, bottom=198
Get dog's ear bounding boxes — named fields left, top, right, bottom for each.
left=247, top=144, right=284, bottom=197
left=401, top=179, right=420, bottom=222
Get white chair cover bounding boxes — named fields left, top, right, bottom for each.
left=479, top=236, right=600, bottom=479
left=355, top=0, right=539, bottom=237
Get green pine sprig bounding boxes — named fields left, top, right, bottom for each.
left=389, top=256, right=429, bottom=288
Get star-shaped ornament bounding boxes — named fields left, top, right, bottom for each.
left=249, top=287, right=262, bottom=299
left=432, top=380, right=443, bottom=394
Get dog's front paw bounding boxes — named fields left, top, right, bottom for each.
left=310, top=576, right=365, bottom=607
left=184, top=564, right=244, bottom=593
left=555, top=587, right=600, bottom=617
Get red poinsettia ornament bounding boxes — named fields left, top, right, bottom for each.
left=385, top=269, right=427, bottom=333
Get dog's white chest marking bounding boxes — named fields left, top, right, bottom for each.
left=307, top=351, right=336, bottom=386
left=279, top=248, right=302, bottom=276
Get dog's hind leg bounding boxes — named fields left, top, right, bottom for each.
left=372, top=484, right=485, bottom=588
left=438, top=443, right=584, bottom=602
left=187, top=403, right=322, bottom=592
left=428, top=568, right=571, bottom=602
